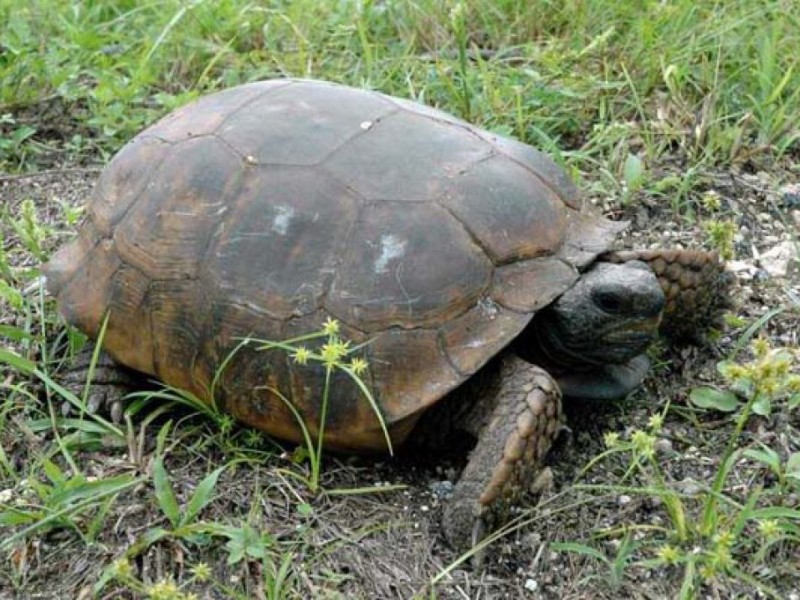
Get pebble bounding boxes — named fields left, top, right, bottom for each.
left=752, top=268, right=771, bottom=283
left=654, top=438, right=673, bottom=454
left=646, top=496, right=663, bottom=509
left=618, top=494, right=632, bottom=506
left=758, top=241, right=798, bottom=278
left=524, top=578, right=539, bottom=592
left=727, top=259, right=758, bottom=281
left=428, top=480, right=454, bottom=499
left=780, top=183, right=800, bottom=208
left=675, top=478, right=702, bottom=496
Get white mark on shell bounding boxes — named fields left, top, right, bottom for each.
left=374, top=234, right=407, bottom=274
left=360, top=121, right=373, bottom=131
left=271, top=206, right=295, bottom=235
left=477, top=296, right=499, bottom=319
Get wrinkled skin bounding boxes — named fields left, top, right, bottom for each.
left=518, top=261, right=665, bottom=399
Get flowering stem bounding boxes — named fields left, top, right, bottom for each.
left=701, top=383, right=761, bottom=533
left=311, top=364, right=334, bottom=493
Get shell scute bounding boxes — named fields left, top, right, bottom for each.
left=46, top=80, right=620, bottom=450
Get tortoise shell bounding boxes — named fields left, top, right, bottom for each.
left=45, top=80, right=623, bottom=451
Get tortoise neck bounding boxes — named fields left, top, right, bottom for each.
left=514, top=313, right=605, bottom=375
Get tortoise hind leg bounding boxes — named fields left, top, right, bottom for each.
left=61, top=343, right=137, bottom=422
left=603, top=249, right=734, bottom=341
left=442, top=354, right=562, bottom=551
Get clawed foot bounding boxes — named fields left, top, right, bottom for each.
left=442, top=356, right=562, bottom=558
left=60, top=347, right=134, bottom=422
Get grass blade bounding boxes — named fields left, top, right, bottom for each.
left=179, top=466, right=225, bottom=527
left=152, top=457, right=180, bottom=527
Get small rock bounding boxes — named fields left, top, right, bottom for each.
left=753, top=268, right=771, bottom=283
left=675, top=477, right=702, bottom=496
left=654, top=438, right=673, bottom=454
left=727, top=259, right=758, bottom=281
left=524, top=578, right=539, bottom=592
left=618, top=494, right=632, bottom=506
left=646, top=496, right=663, bottom=510
left=428, top=480, right=454, bottom=499
left=758, top=241, right=798, bottom=278
left=780, top=183, right=800, bottom=208
left=530, top=467, right=554, bottom=494
left=635, top=207, right=649, bottom=228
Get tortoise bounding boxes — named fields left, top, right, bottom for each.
left=44, top=79, right=728, bottom=550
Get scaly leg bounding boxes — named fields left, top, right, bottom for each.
left=61, top=344, right=135, bottom=422
left=442, top=354, right=562, bottom=551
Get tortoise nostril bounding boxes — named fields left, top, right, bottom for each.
left=592, top=283, right=664, bottom=317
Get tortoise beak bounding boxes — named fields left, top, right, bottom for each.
left=603, top=313, right=662, bottom=345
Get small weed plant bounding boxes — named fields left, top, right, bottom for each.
left=555, top=336, right=800, bottom=598
left=244, top=317, right=392, bottom=492
left=0, top=199, right=387, bottom=596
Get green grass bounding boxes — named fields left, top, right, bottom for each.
left=1, top=0, right=799, bottom=598
left=1, top=0, right=798, bottom=177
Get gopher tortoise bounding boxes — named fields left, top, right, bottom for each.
left=45, top=79, right=727, bottom=549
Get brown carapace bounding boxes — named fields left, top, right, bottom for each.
left=45, top=80, right=728, bottom=550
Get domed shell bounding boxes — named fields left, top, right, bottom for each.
left=45, top=80, right=623, bottom=451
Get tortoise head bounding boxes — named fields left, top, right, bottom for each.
left=521, top=261, right=665, bottom=374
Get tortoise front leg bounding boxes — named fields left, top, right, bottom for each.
left=61, top=343, right=136, bottom=422
left=443, top=354, right=561, bottom=551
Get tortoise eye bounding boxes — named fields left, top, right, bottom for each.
left=593, top=289, right=626, bottom=314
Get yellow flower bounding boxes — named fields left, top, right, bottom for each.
left=603, top=431, right=620, bottom=448
left=758, top=519, right=780, bottom=539
left=709, top=545, right=733, bottom=571
left=752, top=337, right=770, bottom=359
left=713, top=530, right=734, bottom=549
left=320, top=343, right=339, bottom=365
left=656, top=544, right=680, bottom=565
left=761, top=379, right=779, bottom=396
left=647, top=413, right=664, bottom=432
left=110, top=558, right=133, bottom=580
left=322, top=317, right=340, bottom=336
left=714, top=531, right=733, bottom=548
left=773, top=357, right=791, bottom=377
left=349, top=357, right=368, bottom=375
left=719, top=362, right=748, bottom=382
left=320, top=340, right=350, bottom=366
left=146, top=579, right=181, bottom=600
left=219, top=414, right=235, bottom=435
left=699, top=563, right=717, bottom=581
left=701, top=191, right=721, bottom=211
left=190, top=562, right=212, bottom=582
left=292, top=346, right=311, bottom=365
left=631, top=430, right=655, bottom=458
